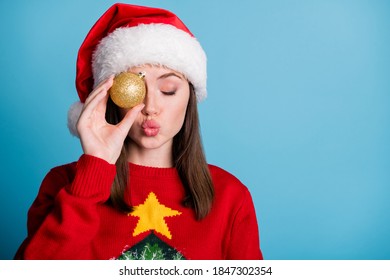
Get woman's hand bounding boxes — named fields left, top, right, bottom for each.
left=76, top=76, right=144, bottom=164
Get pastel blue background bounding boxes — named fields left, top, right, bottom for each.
left=0, top=0, right=389, bottom=260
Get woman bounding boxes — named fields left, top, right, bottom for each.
left=15, top=3, right=263, bottom=260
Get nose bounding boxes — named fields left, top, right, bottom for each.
left=141, top=88, right=159, bottom=117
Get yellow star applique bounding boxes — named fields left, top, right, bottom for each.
left=129, top=192, right=181, bottom=239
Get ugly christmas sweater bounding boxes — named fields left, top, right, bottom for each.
left=15, top=154, right=263, bottom=260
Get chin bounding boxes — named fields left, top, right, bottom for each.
left=132, top=135, right=171, bottom=150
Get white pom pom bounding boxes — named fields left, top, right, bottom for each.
left=67, top=101, right=84, bottom=137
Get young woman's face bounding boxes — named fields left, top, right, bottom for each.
left=121, top=64, right=190, bottom=151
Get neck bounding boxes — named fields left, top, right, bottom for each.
left=126, top=140, right=174, bottom=168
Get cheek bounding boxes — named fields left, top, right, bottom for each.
left=174, top=96, right=189, bottom=122
left=164, top=99, right=188, bottom=133
left=176, top=106, right=188, bottom=127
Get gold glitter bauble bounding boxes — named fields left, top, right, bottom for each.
left=109, top=72, right=146, bottom=109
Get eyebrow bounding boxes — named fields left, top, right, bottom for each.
left=157, top=72, right=184, bottom=80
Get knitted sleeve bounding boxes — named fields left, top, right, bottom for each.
left=226, top=189, right=263, bottom=260
left=15, top=154, right=116, bottom=259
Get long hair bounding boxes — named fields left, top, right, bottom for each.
left=106, top=84, right=214, bottom=220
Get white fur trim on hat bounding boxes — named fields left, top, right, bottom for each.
left=67, top=101, right=83, bottom=137
left=92, top=24, right=207, bottom=101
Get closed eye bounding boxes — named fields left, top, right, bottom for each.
left=162, top=91, right=176, bottom=96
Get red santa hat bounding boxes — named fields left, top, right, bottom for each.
left=68, top=3, right=207, bottom=136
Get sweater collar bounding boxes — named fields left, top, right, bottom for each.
left=129, top=162, right=179, bottom=178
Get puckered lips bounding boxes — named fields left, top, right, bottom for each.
left=142, top=120, right=160, bottom=137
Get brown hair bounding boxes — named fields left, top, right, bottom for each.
left=105, top=84, right=214, bottom=220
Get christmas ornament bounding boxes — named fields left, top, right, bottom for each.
left=109, top=72, right=146, bottom=108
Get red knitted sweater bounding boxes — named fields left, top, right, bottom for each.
left=16, top=155, right=263, bottom=260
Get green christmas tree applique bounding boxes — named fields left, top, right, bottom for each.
left=117, top=232, right=185, bottom=260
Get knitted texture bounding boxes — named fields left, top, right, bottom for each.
left=16, top=155, right=262, bottom=260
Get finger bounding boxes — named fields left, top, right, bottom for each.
left=83, top=75, right=114, bottom=107
left=96, top=74, right=115, bottom=88
left=116, top=104, right=145, bottom=134
left=84, top=76, right=114, bottom=107
left=78, top=89, right=108, bottom=122
left=95, top=86, right=110, bottom=114
left=81, top=75, right=114, bottom=116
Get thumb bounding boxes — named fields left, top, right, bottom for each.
left=117, top=104, right=145, bottom=134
